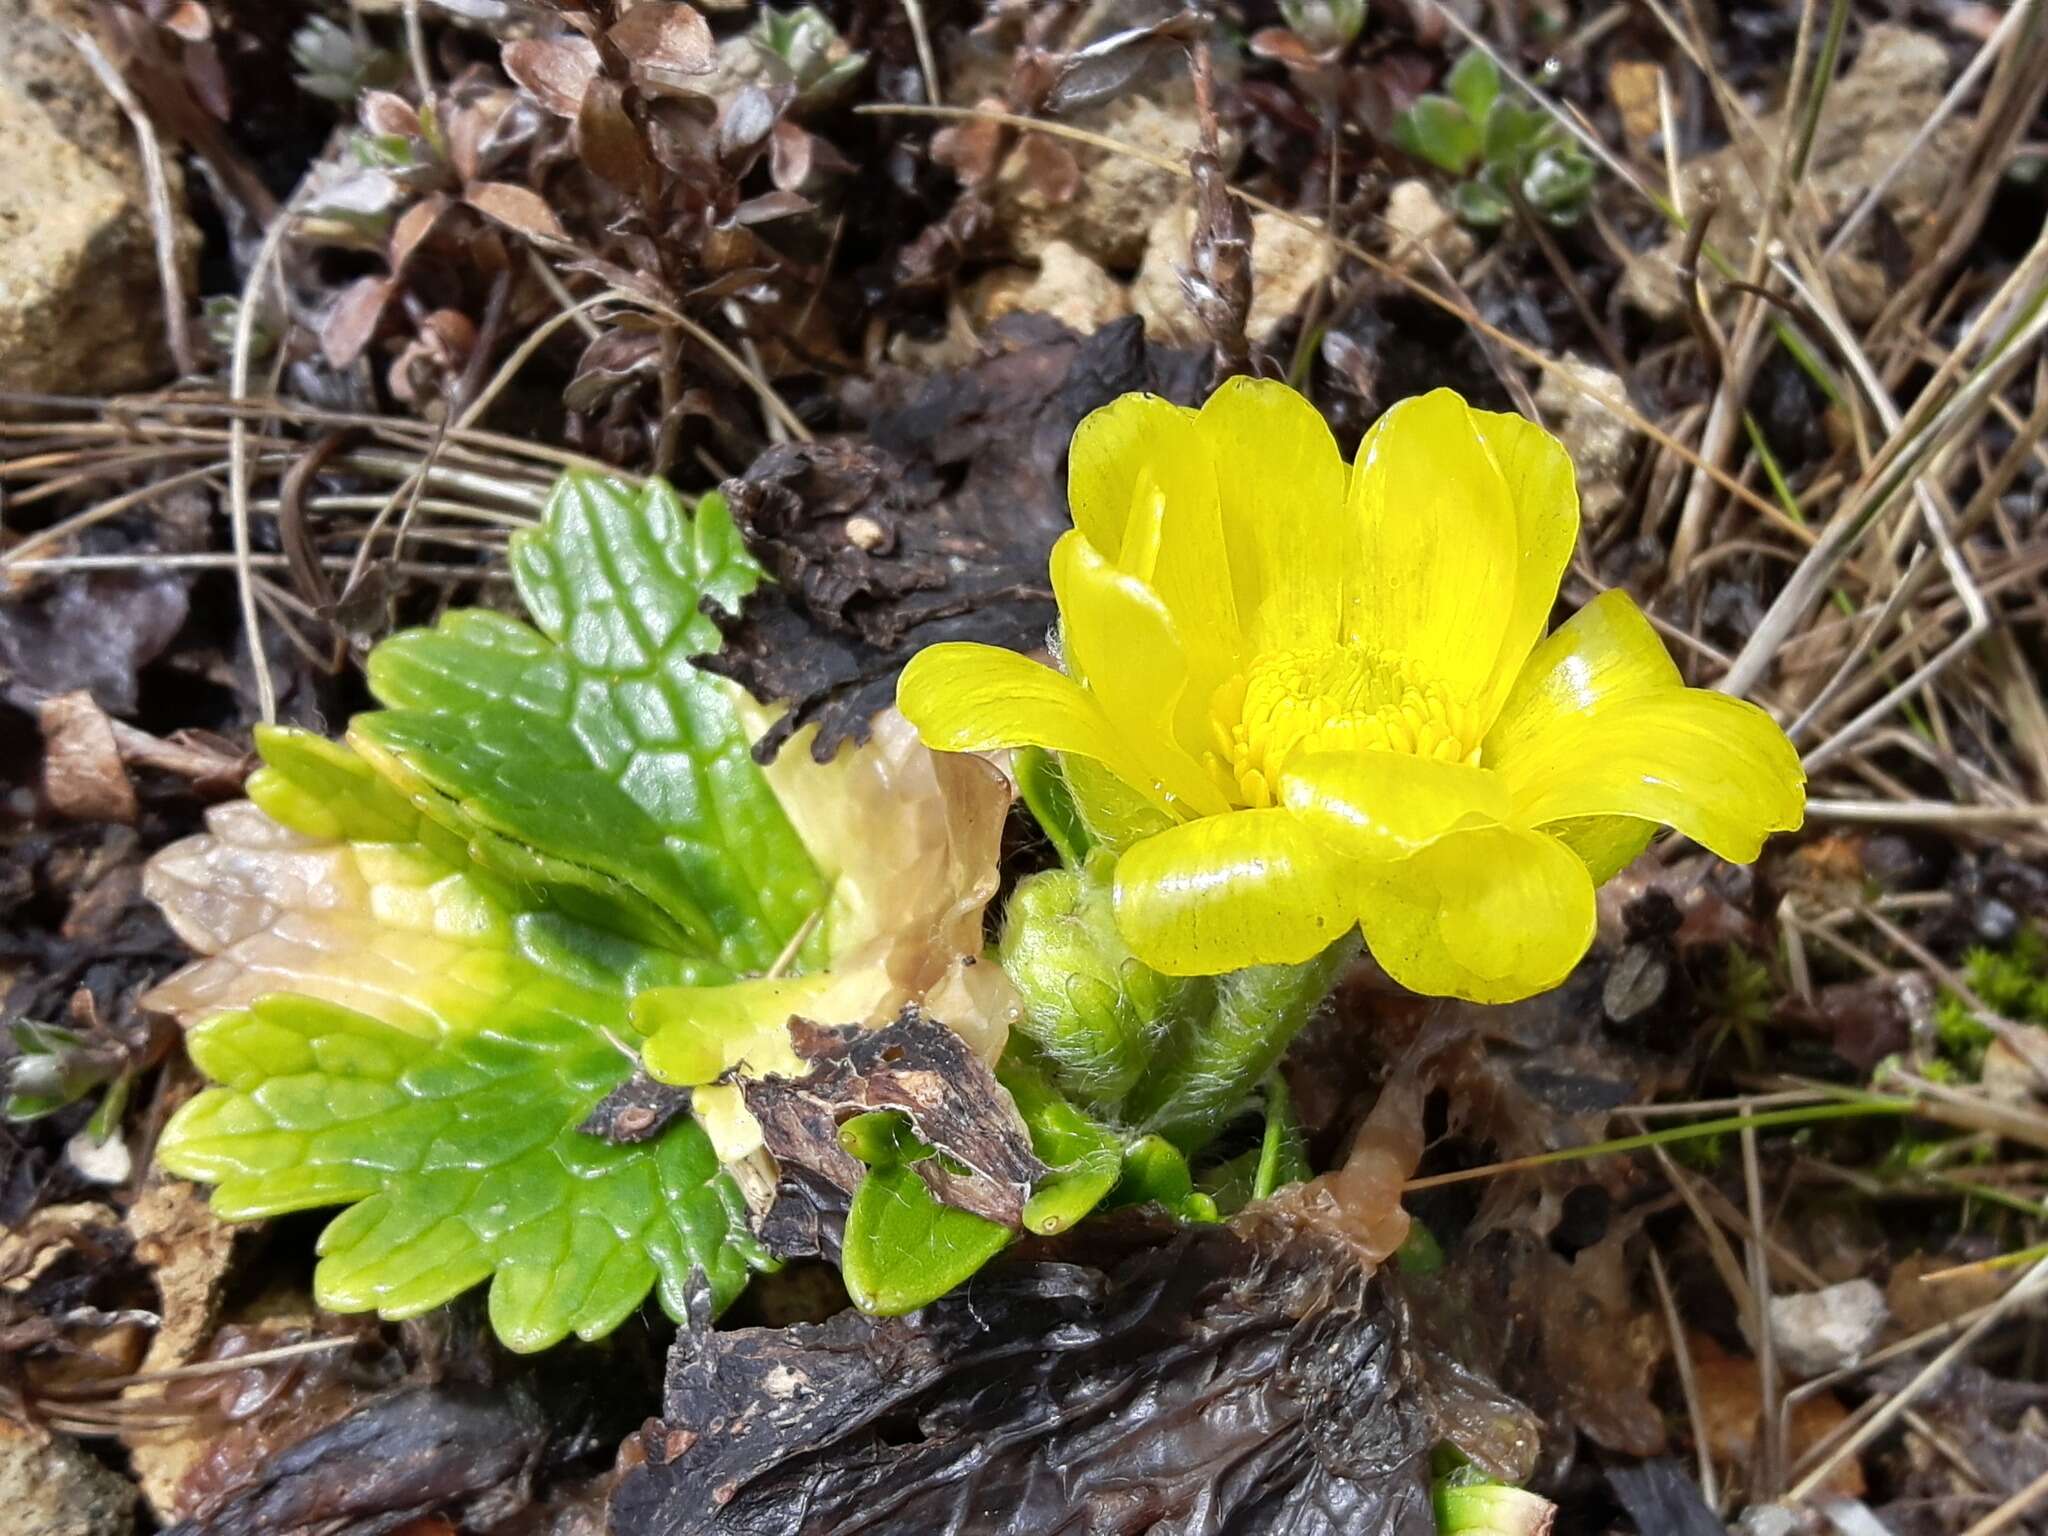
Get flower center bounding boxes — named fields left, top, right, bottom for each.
left=1211, top=646, right=1482, bottom=808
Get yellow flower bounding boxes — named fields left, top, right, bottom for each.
left=898, top=379, right=1805, bottom=1003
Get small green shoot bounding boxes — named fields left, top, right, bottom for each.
left=1391, top=49, right=1595, bottom=228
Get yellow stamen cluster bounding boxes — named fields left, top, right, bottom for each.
left=1212, top=646, right=1482, bottom=808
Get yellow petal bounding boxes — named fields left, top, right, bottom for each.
left=1485, top=588, right=1804, bottom=863
left=1195, top=377, right=1352, bottom=653
left=1467, top=407, right=1581, bottom=723
left=1279, top=749, right=1508, bottom=862
left=1051, top=531, right=1229, bottom=816
left=897, top=642, right=1172, bottom=814
left=1483, top=588, right=1681, bottom=768
left=1500, top=689, right=1806, bottom=864
left=1112, top=809, right=1356, bottom=976
left=1358, top=826, right=1595, bottom=1003
left=1067, top=391, right=1204, bottom=565
left=1548, top=814, right=1658, bottom=883
left=1069, top=394, right=1243, bottom=703
left=1346, top=389, right=1519, bottom=704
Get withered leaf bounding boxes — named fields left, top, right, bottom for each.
left=1606, top=1459, right=1721, bottom=1536
left=160, top=0, right=211, bottom=41
left=502, top=35, right=601, bottom=118
left=464, top=180, right=571, bottom=245
left=38, top=691, right=139, bottom=825
left=0, top=568, right=190, bottom=717
left=359, top=89, right=420, bottom=139
left=318, top=275, right=395, bottom=370
left=1046, top=15, right=1206, bottom=113
left=705, top=315, right=1208, bottom=761
left=164, top=1383, right=548, bottom=1536
left=576, top=77, right=655, bottom=198
left=579, top=1071, right=692, bottom=1145
left=725, top=189, right=811, bottom=227
left=608, top=2, right=715, bottom=79
left=611, top=1213, right=1438, bottom=1536
left=740, top=1008, right=1046, bottom=1228
left=387, top=193, right=449, bottom=272
left=719, top=85, right=779, bottom=162
left=563, top=327, right=663, bottom=414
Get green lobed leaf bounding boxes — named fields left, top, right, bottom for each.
left=1481, top=97, right=1544, bottom=173
left=154, top=715, right=772, bottom=1351
left=356, top=475, right=828, bottom=977
left=167, top=993, right=759, bottom=1350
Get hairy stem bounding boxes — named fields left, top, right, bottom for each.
left=1125, top=933, right=1361, bottom=1153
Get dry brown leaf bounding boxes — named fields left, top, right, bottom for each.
left=501, top=35, right=601, bottom=118
left=38, top=690, right=138, bottom=825
left=608, top=2, right=715, bottom=79
left=464, top=180, right=570, bottom=245
left=318, top=275, right=394, bottom=370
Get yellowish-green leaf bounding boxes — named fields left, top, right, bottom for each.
left=356, top=476, right=828, bottom=975
left=148, top=727, right=766, bottom=1352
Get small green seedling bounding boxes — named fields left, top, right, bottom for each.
left=749, top=6, right=868, bottom=110
left=1391, top=49, right=1595, bottom=227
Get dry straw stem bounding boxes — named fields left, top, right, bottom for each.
left=1958, top=1467, right=2048, bottom=1536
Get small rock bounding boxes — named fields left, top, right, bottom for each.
left=1736, top=1506, right=1808, bottom=1536
left=1379, top=178, right=1476, bottom=275
left=0, top=0, right=131, bottom=179
left=1131, top=204, right=1335, bottom=348
left=0, top=77, right=177, bottom=392
left=993, top=80, right=1233, bottom=267
left=1621, top=24, right=1964, bottom=323
left=968, top=240, right=1132, bottom=335
left=0, top=1417, right=135, bottom=1536
left=1767, top=1278, right=1889, bottom=1377
left=1606, top=57, right=1664, bottom=152
left=1535, top=356, right=1637, bottom=525
left=1601, top=942, right=1671, bottom=1023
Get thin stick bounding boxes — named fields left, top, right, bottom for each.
left=1403, top=1100, right=1916, bottom=1191
left=68, top=30, right=194, bottom=376
left=228, top=189, right=309, bottom=725
left=900, top=0, right=941, bottom=107
left=1805, top=798, right=2048, bottom=826
left=54, top=1335, right=357, bottom=1395
left=1650, top=1249, right=1720, bottom=1508
left=1958, top=1466, right=2048, bottom=1536
left=402, top=0, right=434, bottom=102
left=1742, top=1106, right=1785, bottom=1498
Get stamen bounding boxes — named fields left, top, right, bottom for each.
left=1210, top=647, right=1482, bottom=807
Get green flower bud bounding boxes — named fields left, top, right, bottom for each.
left=1434, top=1481, right=1557, bottom=1536
left=999, top=862, right=1205, bottom=1111
left=1280, top=0, right=1369, bottom=54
